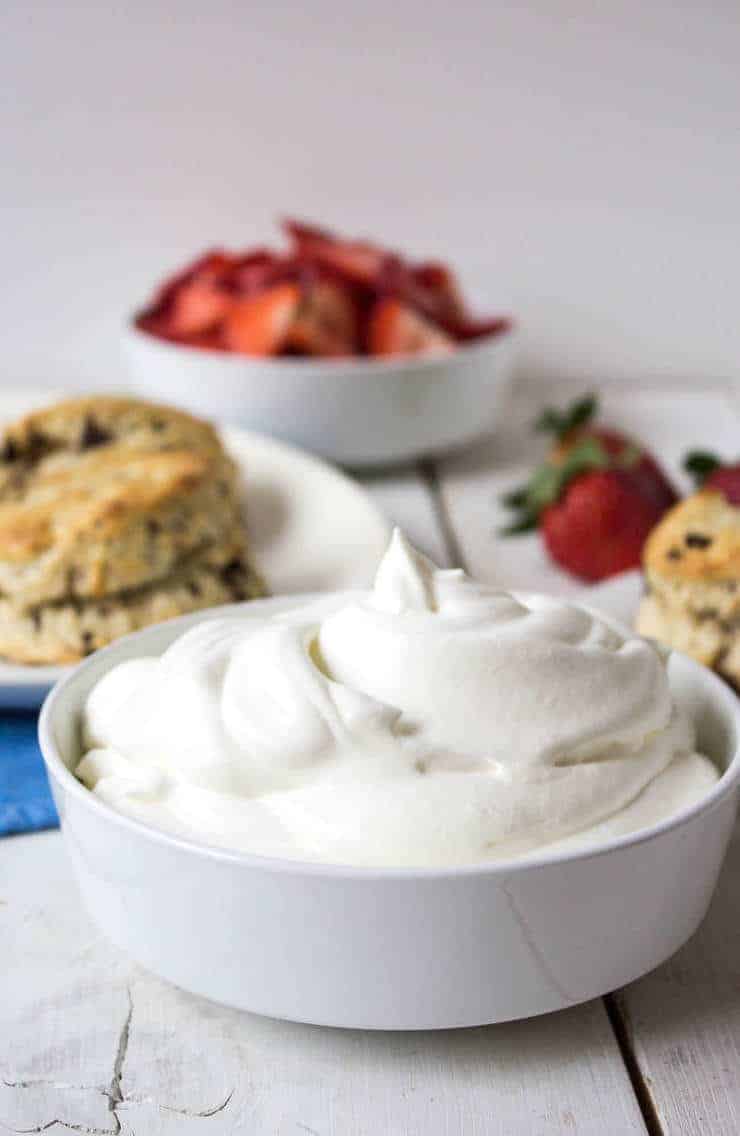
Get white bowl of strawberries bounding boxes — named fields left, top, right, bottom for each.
left=124, top=219, right=516, bottom=466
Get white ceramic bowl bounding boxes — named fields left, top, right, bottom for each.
left=39, top=599, right=740, bottom=1030
left=124, top=322, right=517, bottom=466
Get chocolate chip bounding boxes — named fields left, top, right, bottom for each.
left=81, top=630, right=95, bottom=655
left=187, top=581, right=202, bottom=597
left=685, top=532, right=713, bottom=549
left=219, top=558, right=244, bottom=588
left=146, top=519, right=161, bottom=536
left=31, top=610, right=41, bottom=632
left=26, top=431, right=51, bottom=461
left=0, top=438, right=18, bottom=462
left=151, top=418, right=166, bottom=432
left=79, top=416, right=112, bottom=450
left=667, top=547, right=683, bottom=560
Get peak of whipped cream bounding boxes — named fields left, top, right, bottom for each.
left=77, top=531, right=717, bottom=866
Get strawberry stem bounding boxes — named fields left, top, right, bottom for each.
left=533, top=394, right=597, bottom=438
left=500, top=437, right=609, bottom=535
left=684, top=450, right=721, bottom=485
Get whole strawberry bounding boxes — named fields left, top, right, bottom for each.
left=684, top=451, right=740, bottom=505
left=536, top=395, right=677, bottom=512
left=502, top=409, right=674, bottom=581
left=540, top=467, right=667, bottom=581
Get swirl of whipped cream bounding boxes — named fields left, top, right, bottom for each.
left=77, top=530, right=717, bottom=866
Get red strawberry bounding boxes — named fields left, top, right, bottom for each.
left=501, top=434, right=672, bottom=582
left=684, top=451, right=740, bottom=505
left=138, top=249, right=236, bottom=331
left=168, top=281, right=234, bottom=336
left=139, top=221, right=512, bottom=358
left=447, top=315, right=513, bottom=342
left=541, top=468, right=666, bottom=582
left=231, top=249, right=282, bottom=294
left=222, top=283, right=301, bottom=356
left=285, top=280, right=357, bottom=356
left=367, top=298, right=454, bottom=357
left=537, top=395, right=677, bottom=512
left=283, top=218, right=389, bottom=288
left=410, top=262, right=468, bottom=324
left=707, top=466, right=740, bottom=505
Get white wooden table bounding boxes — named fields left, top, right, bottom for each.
left=2, top=379, right=739, bottom=1136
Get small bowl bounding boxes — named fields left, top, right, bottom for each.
left=124, top=321, right=517, bottom=467
left=39, top=598, right=740, bottom=1030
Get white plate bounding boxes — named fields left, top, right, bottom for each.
left=0, top=424, right=390, bottom=709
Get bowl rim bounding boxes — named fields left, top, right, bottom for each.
left=124, top=314, right=517, bottom=377
left=39, top=596, right=740, bottom=881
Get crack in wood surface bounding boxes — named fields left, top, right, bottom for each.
left=604, top=991, right=664, bottom=1136
left=1, top=984, right=233, bottom=1133
left=105, top=988, right=132, bottom=1134
left=122, top=1088, right=234, bottom=1119
left=2, top=1083, right=107, bottom=1098
left=0, top=1118, right=118, bottom=1134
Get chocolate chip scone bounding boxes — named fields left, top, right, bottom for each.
left=637, top=490, right=740, bottom=689
left=0, top=396, right=266, bottom=663
left=0, top=397, right=247, bottom=605
left=0, top=395, right=227, bottom=476
left=0, top=537, right=264, bottom=665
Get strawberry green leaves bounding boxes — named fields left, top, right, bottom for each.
left=500, top=439, right=610, bottom=534
left=533, top=394, right=598, bottom=439
left=684, top=451, right=722, bottom=485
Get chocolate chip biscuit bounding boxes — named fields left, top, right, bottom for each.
left=637, top=490, right=739, bottom=689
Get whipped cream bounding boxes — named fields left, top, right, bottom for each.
left=77, top=531, right=718, bottom=866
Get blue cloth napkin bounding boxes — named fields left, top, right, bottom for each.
left=0, top=713, right=59, bottom=835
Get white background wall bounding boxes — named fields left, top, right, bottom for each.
left=3, top=1, right=739, bottom=391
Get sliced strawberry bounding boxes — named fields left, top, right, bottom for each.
left=282, top=218, right=335, bottom=246
left=286, top=280, right=357, bottom=356
left=367, top=298, right=454, bottom=358
left=167, top=281, right=234, bottom=336
left=283, top=217, right=390, bottom=288
left=231, top=250, right=283, bottom=295
left=223, top=283, right=301, bottom=356
left=411, top=261, right=468, bottom=324
left=541, top=467, right=665, bottom=582
left=309, top=241, right=390, bottom=288
left=138, top=221, right=512, bottom=359
left=138, top=249, right=236, bottom=332
left=157, top=249, right=233, bottom=304
left=447, top=315, right=514, bottom=342
left=180, top=329, right=228, bottom=351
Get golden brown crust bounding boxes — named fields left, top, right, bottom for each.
left=643, top=490, right=740, bottom=585
left=0, top=395, right=224, bottom=463
left=0, top=397, right=245, bottom=605
left=0, top=395, right=266, bottom=663
left=638, top=489, right=740, bottom=691
left=0, top=537, right=266, bottom=665
left=637, top=592, right=739, bottom=689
